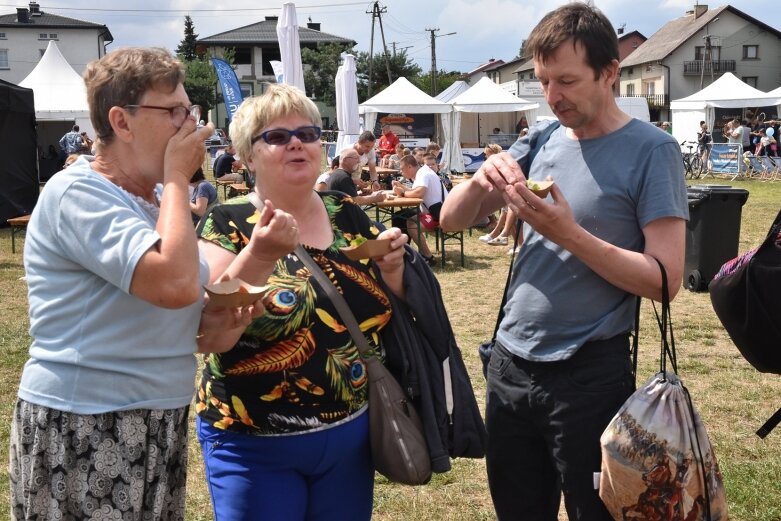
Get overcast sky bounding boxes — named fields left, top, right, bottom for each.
left=28, top=0, right=781, bottom=73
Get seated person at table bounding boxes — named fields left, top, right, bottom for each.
left=316, top=155, right=340, bottom=191
left=377, top=123, right=399, bottom=158
left=328, top=148, right=386, bottom=205
left=413, top=147, right=426, bottom=166
left=423, top=153, right=440, bottom=173
left=391, top=155, right=448, bottom=266
left=354, top=130, right=379, bottom=190
left=213, top=143, right=244, bottom=183
left=190, top=167, right=218, bottom=225
left=381, top=142, right=405, bottom=169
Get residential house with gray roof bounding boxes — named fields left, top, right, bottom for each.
left=0, top=1, right=112, bottom=85
left=619, top=4, right=781, bottom=122
left=197, top=16, right=353, bottom=128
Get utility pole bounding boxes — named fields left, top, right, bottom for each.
left=700, top=19, right=718, bottom=89
left=388, top=42, right=413, bottom=57
left=426, top=28, right=456, bottom=96
left=366, top=2, right=393, bottom=97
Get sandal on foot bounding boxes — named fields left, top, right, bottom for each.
left=486, top=235, right=508, bottom=246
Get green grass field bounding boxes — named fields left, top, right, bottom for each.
left=1, top=178, right=779, bottom=520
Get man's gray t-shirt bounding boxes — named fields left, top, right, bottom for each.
left=497, top=119, right=689, bottom=361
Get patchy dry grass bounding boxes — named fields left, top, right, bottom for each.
left=1, top=178, right=779, bottom=520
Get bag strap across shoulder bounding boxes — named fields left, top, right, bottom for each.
left=488, top=121, right=561, bottom=344
left=294, top=245, right=371, bottom=356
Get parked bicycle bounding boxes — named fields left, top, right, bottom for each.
left=681, top=141, right=703, bottom=179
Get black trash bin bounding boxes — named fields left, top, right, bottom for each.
left=685, top=185, right=749, bottom=291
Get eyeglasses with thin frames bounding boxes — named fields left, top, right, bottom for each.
left=123, top=104, right=201, bottom=128
left=251, top=126, right=322, bottom=146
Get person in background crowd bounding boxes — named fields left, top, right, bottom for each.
left=727, top=118, right=744, bottom=147
left=440, top=4, right=687, bottom=519
left=353, top=130, right=379, bottom=190
left=328, top=147, right=386, bottom=205
left=697, top=120, right=712, bottom=166
left=58, top=124, right=83, bottom=160
left=10, top=46, right=220, bottom=520
left=80, top=131, right=95, bottom=153
left=391, top=154, right=447, bottom=266
left=478, top=143, right=518, bottom=251
left=190, top=167, right=218, bottom=225
left=661, top=121, right=671, bottom=134
left=46, top=144, right=58, bottom=159
left=423, top=152, right=440, bottom=173
left=316, top=155, right=340, bottom=191
left=377, top=123, right=399, bottom=158
left=741, top=118, right=752, bottom=152
left=380, top=142, right=405, bottom=169
left=515, top=116, right=529, bottom=134
left=194, top=83, right=407, bottom=520
left=213, top=142, right=244, bottom=183
left=413, top=147, right=426, bottom=166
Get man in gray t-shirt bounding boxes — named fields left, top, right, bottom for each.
left=440, top=4, right=688, bottom=521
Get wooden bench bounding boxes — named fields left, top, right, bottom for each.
left=7, top=214, right=31, bottom=253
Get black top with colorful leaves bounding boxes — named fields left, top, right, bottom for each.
left=195, top=192, right=391, bottom=435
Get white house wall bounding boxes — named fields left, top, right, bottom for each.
left=0, top=27, right=106, bottom=85
left=667, top=10, right=781, bottom=98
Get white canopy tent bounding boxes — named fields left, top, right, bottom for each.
left=19, top=40, right=93, bottom=136
left=670, top=73, right=781, bottom=145
left=446, top=77, right=539, bottom=172
left=435, top=81, right=470, bottom=172
left=359, top=77, right=452, bottom=131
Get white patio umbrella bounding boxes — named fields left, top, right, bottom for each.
left=335, top=53, right=360, bottom=154
left=276, top=2, right=306, bottom=93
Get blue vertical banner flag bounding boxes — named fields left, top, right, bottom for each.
left=211, top=58, right=244, bottom=122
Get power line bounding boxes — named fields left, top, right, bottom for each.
left=3, top=2, right=368, bottom=13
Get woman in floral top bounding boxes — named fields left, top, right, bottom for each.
left=195, top=84, right=408, bottom=520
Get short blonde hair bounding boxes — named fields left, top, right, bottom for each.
left=229, top=83, right=321, bottom=162
left=484, top=143, right=503, bottom=156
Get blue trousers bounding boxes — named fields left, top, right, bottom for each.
left=197, top=411, right=373, bottom=521
left=485, top=336, right=634, bottom=521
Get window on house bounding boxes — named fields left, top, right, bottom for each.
left=233, top=47, right=251, bottom=65
left=240, top=83, right=253, bottom=98
left=49, top=33, right=57, bottom=39
left=695, top=46, right=721, bottom=61
left=627, top=67, right=634, bottom=75
left=626, top=83, right=635, bottom=96
left=0, top=49, right=8, bottom=69
left=0, top=32, right=7, bottom=39
left=742, top=76, right=758, bottom=88
left=39, top=33, right=47, bottom=39
left=261, top=47, right=281, bottom=76
left=645, top=82, right=655, bottom=96
left=39, top=49, right=46, bottom=57
left=743, top=45, right=758, bottom=59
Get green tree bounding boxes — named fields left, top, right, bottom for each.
left=176, top=15, right=198, bottom=61
left=518, top=38, right=529, bottom=60
left=301, top=42, right=354, bottom=107
left=183, top=59, right=218, bottom=116
left=412, top=70, right=463, bottom=96
left=355, top=50, right=422, bottom=101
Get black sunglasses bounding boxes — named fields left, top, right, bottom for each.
left=251, top=126, right=322, bottom=146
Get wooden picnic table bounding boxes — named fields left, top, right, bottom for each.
left=7, top=214, right=31, bottom=253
